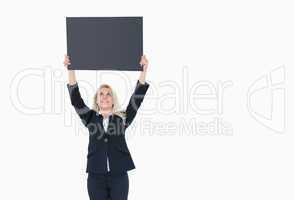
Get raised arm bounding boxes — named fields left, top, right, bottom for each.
left=63, top=55, right=77, bottom=85
left=124, top=55, right=150, bottom=128
left=138, top=55, right=148, bottom=84
left=64, top=55, right=93, bottom=126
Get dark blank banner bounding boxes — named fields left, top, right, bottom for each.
left=66, top=17, right=143, bottom=71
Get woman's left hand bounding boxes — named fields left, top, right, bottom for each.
left=138, top=55, right=148, bottom=84
left=140, top=55, right=148, bottom=72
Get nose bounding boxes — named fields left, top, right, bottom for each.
left=101, top=95, right=108, bottom=100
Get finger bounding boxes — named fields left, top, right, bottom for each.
left=63, top=61, right=71, bottom=66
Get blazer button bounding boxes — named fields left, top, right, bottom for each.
left=104, top=138, right=108, bottom=143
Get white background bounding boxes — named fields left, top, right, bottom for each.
left=1, top=0, right=294, bottom=199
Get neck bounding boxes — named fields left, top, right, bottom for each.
left=99, top=109, right=112, bottom=118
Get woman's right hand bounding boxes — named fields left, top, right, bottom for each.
left=63, top=55, right=71, bottom=70
left=64, top=54, right=77, bottom=84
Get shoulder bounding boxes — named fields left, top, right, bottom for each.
left=113, top=111, right=126, bottom=122
left=87, top=109, right=97, bottom=116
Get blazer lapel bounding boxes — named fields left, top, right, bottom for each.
left=97, top=113, right=113, bottom=136
left=105, top=115, right=113, bottom=135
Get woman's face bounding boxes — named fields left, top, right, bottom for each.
left=97, top=87, right=114, bottom=111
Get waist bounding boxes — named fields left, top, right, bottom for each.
left=88, top=170, right=127, bottom=178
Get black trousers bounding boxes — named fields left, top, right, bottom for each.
left=87, top=171, right=129, bottom=200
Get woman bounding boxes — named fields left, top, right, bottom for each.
left=63, top=55, right=149, bottom=200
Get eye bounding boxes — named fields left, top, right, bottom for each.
left=107, top=92, right=112, bottom=96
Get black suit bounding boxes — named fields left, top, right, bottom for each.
left=67, top=80, right=149, bottom=174
left=68, top=80, right=149, bottom=200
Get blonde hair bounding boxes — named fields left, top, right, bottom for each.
left=92, top=84, right=126, bottom=118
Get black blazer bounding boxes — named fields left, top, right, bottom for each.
left=67, top=80, right=149, bottom=173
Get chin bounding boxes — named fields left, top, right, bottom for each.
left=100, top=105, right=112, bottom=110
